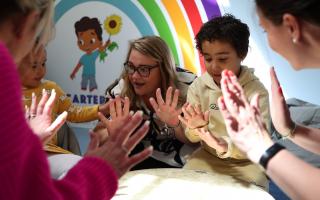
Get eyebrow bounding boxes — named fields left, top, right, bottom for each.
left=127, top=61, right=156, bottom=67
left=203, top=52, right=229, bottom=56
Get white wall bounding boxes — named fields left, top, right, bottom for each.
left=218, top=0, right=320, bottom=105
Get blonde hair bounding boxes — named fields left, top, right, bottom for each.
left=0, top=0, right=55, bottom=48
left=120, top=36, right=183, bottom=109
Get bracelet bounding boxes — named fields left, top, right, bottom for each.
left=282, top=122, right=297, bottom=138
left=259, top=143, right=285, bottom=169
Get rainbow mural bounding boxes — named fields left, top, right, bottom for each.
left=55, top=0, right=221, bottom=75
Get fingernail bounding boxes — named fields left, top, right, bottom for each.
left=137, top=110, right=143, bottom=116
left=129, top=111, right=134, bottom=116
left=144, top=120, right=150, bottom=126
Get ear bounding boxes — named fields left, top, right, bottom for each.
left=13, top=11, right=39, bottom=40
left=282, top=13, right=301, bottom=43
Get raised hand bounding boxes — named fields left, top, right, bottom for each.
left=179, top=103, right=209, bottom=129
left=270, top=67, right=295, bottom=136
left=85, top=111, right=153, bottom=178
left=149, top=87, right=182, bottom=127
left=26, top=89, right=67, bottom=145
left=219, top=70, right=273, bottom=163
left=197, top=128, right=227, bottom=153
left=98, top=96, right=130, bottom=137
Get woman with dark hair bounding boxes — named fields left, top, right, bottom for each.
left=218, top=0, right=320, bottom=199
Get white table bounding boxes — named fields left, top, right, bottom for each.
left=112, top=168, right=274, bottom=200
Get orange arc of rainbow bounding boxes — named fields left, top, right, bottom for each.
left=161, top=0, right=197, bottom=74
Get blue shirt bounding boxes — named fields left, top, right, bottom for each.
left=80, top=50, right=99, bottom=76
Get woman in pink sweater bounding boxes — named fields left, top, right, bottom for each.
left=0, top=0, right=152, bottom=199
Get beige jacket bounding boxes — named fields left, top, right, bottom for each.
left=185, top=66, right=270, bottom=159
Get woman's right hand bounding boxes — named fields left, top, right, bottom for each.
left=85, top=111, right=153, bottom=178
left=270, top=67, right=296, bottom=136
left=25, top=89, right=67, bottom=145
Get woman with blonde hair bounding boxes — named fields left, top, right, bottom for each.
left=0, top=0, right=151, bottom=199
left=105, top=36, right=197, bottom=169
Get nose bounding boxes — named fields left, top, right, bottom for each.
left=131, top=70, right=141, bottom=78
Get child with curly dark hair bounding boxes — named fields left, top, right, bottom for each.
left=179, top=14, right=270, bottom=189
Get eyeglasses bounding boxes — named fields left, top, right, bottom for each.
left=124, top=62, right=159, bottom=77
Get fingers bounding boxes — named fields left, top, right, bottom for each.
left=30, top=93, right=37, bottom=117
left=181, top=103, right=191, bottom=119
left=270, top=67, right=285, bottom=101
left=46, top=111, right=68, bottom=134
left=220, top=71, right=245, bottom=114
left=42, top=89, right=56, bottom=116
left=25, top=105, right=30, bottom=120
left=36, top=89, right=49, bottom=115
left=270, top=67, right=280, bottom=88
left=112, top=111, right=144, bottom=144
left=86, top=131, right=100, bottom=152
left=218, top=96, right=237, bottom=135
left=204, top=110, right=210, bottom=122
left=194, top=104, right=202, bottom=115
left=186, top=104, right=196, bottom=116
left=149, top=97, right=159, bottom=111
left=155, top=88, right=165, bottom=106
left=171, top=89, right=180, bottom=108
left=250, top=93, right=261, bottom=115
left=109, top=99, right=116, bottom=118
left=98, top=112, right=111, bottom=130
left=124, top=146, right=153, bottom=174
left=115, top=96, right=122, bottom=117
left=125, top=121, right=150, bottom=153
left=165, top=87, right=173, bottom=106
left=123, top=97, right=130, bottom=116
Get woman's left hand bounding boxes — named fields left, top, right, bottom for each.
left=149, top=87, right=181, bottom=127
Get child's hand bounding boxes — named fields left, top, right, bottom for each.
left=197, top=128, right=227, bottom=153
left=98, top=96, right=125, bottom=116
left=179, top=103, right=209, bottom=129
left=98, top=96, right=131, bottom=136
left=70, top=73, right=76, bottom=80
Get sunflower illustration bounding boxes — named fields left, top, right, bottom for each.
left=104, top=15, right=122, bottom=36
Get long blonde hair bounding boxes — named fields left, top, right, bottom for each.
left=121, top=36, right=181, bottom=108
left=0, top=0, right=55, bottom=48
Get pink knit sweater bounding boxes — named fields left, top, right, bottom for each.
left=0, top=42, right=118, bottom=199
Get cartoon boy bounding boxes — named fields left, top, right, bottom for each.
left=70, top=17, right=110, bottom=92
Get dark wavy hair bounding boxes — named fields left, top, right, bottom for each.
left=255, top=0, right=320, bottom=26
left=74, top=17, right=103, bottom=41
left=195, top=14, right=250, bottom=59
